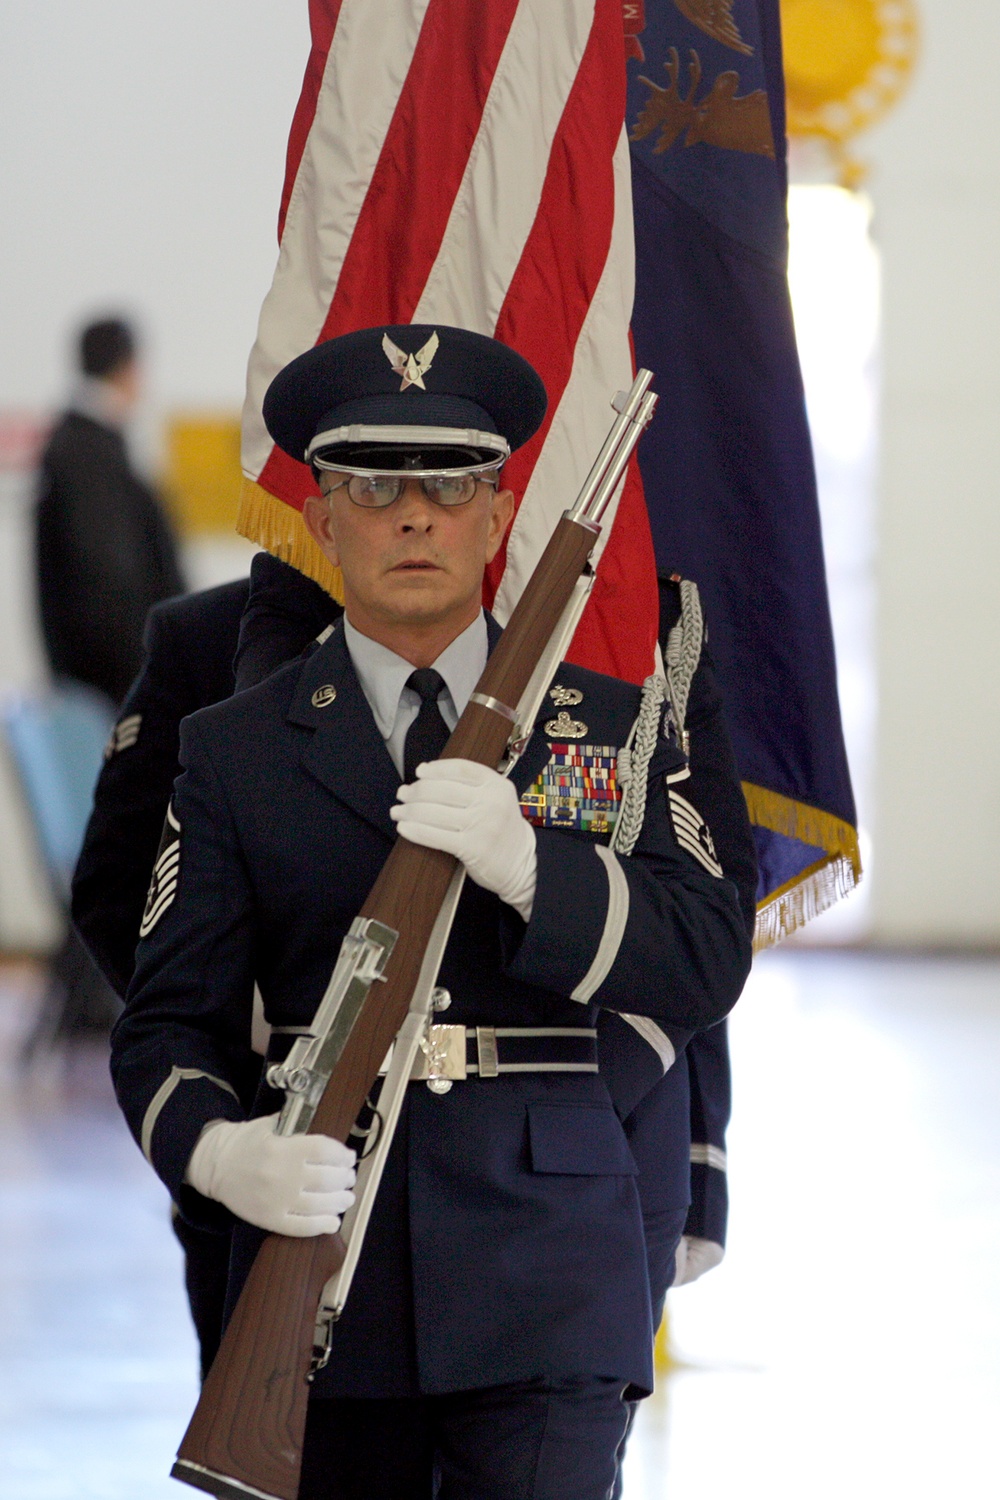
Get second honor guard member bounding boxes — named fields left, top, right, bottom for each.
left=110, top=326, right=752, bottom=1499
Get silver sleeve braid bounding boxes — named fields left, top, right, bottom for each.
left=611, top=674, right=667, bottom=857
left=664, top=578, right=704, bottom=747
left=612, top=579, right=704, bottom=859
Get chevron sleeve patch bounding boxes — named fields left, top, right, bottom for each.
left=139, top=802, right=181, bottom=938
left=667, top=784, right=724, bottom=879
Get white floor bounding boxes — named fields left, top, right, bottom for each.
left=623, top=952, right=1000, bottom=1499
left=1, top=951, right=998, bottom=1499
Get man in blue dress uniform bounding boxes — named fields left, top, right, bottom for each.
left=75, top=555, right=748, bottom=1391
left=110, top=325, right=752, bottom=1498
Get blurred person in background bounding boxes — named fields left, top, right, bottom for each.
left=35, top=315, right=184, bottom=707
left=22, top=316, right=184, bottom=1048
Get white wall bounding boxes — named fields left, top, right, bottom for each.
left=786, top=186, right=879, bottom=944
left=867, top=2, right=1000, bottom=943
left=0, top=5, right=308, bottom=950
left=0, top=3, right=309, bottom=414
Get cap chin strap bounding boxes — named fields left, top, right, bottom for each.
left=306, top=423, right=510, bottom=467
left=314, top=459, right=504, bottom=486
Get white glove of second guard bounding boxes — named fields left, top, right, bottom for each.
left=391, top=758, right=537, bottom=922
left=673, top=1235, right=725, bottom=1287
left=184, top=1114, right=356, bottom=1238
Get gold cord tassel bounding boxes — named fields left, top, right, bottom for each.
left=236, top=479, right=345, bottom=603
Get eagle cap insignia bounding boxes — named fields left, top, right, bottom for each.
left=382, top=331, right=440, bottom=392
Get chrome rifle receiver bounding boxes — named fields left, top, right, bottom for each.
left=309, top=867, right=467, bottom=1367
left=266, top=916, right=398, bottom=1137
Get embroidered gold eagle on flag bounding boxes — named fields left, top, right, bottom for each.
left=382, top=331, right=440, bottom=391
left=631, top=48, right=774, bottom=158
left=673, top=0, right=754, bottom=56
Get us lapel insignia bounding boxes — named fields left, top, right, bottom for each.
left=549, top=684, right=583, bottom=708
left=520, top=743, right=620, bottom=834
left=544, top=709, right=588, bottom=738
left=139, top=803, right=181, bottom=937
left=311, top=684, right=338, bottom=708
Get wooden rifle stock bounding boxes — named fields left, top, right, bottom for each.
left=172, top=371, right=656, bottom=1499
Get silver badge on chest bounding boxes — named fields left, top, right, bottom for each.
left=544, top=709, right=588, bottom=739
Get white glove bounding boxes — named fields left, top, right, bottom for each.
left=673, top=1235, right=725, bottom=1287
left=391, top=759, right=537, bottom=921
left=184, top=1115, right=356, bottom=1238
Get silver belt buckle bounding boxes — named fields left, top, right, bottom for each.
left=411, top=1022, right=467, bottom=1094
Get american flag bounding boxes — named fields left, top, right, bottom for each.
left=239, top=0, right=659, bottom=686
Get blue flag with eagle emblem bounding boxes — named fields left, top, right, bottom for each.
left=624, top=0, right=861, bottom=945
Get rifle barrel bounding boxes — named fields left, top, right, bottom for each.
left=568, top=368, right=654, bottom=523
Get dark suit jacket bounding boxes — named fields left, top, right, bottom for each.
left=110, top=619, right=751, bottom=1397
left=36, top=411, right=184, bottom=704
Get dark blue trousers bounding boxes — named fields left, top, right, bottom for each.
left=299, top=1377, right=631, bottom=1500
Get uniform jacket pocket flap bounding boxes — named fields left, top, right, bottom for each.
left=527, top=1103, right=638, bottom=1176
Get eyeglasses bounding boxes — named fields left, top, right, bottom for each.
left=321, top=470, right=498, bottom=509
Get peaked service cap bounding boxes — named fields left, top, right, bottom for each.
left=263, top=324, right=547, bottom=472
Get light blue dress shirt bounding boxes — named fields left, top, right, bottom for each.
left=343, top=610, right=489, bottom=777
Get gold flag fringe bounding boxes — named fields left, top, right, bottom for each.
left=741, top=782, right=863, bottom=953
left=752, top=855, right=858, bottom=952
left=237, top=479, right=345, bottom=603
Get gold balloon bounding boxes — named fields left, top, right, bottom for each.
left=781, top=0, right=919, bottom=144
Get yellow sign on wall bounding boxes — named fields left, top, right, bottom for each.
left=163, top=415, right=243, bottom=534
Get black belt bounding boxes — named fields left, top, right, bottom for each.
left=266, top=1025, right=598, bottom=1080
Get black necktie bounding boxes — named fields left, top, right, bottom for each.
left=403, top=668, right=450, bottom=783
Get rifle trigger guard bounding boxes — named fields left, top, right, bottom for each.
left=506, top=725, right=530, bottom=760
left=308, top=1310, right=336, bottom=1380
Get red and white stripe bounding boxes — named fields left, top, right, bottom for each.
left=242, top=0, right=658, bottom=682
